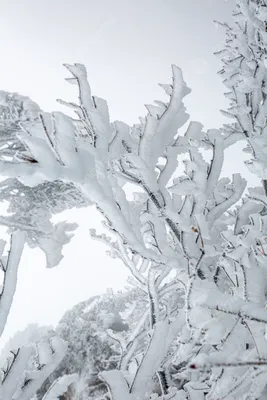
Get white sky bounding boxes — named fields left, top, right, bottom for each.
left=0, top=0, right=258, bottom=344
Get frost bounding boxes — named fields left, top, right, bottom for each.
left=0, top=1, right=267, bottom=399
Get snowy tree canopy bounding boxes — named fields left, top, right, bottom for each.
left=0, top=64, right=248, bottom=398
left=3, top=0, right=267, bottom=399
left=0, top=55, right=255, bottom=400
left=0, top=91, right=89, bottom=268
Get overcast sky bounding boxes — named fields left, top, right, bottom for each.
left=0, top=0, right=256, bottom=344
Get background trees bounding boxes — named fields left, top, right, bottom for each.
left=37, top=289, right=147, bottom=400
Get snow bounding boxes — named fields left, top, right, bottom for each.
left=0, top=1, right=267, bottom=399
